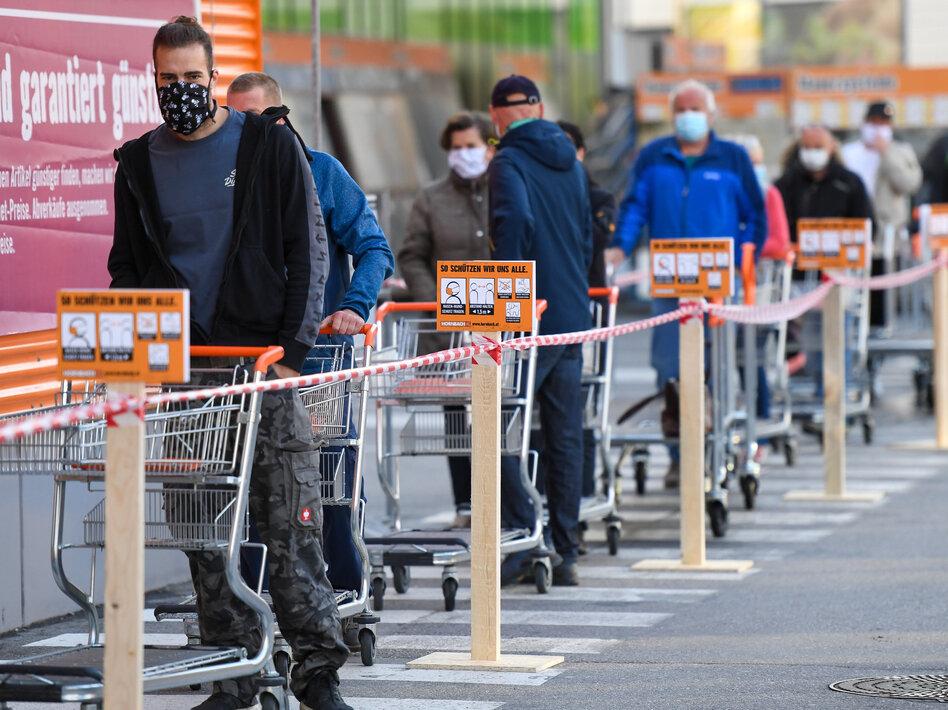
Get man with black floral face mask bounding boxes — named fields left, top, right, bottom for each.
left=108, top=16, right=352, bottom=710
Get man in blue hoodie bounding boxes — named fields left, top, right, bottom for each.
left=228, top=73, right=394, bottom=596
left=606, top=79, right=765, bottom=489
left=488, top=75, right=592, bottom=587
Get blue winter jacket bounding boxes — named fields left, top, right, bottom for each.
left=307, top=149, right=394, bottom=322
left=489, top=119, right=592, bottom=335
left=613, top=132, right=766, bottom=265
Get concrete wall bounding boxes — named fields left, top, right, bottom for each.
left=0, top=474, right=188, bottom=634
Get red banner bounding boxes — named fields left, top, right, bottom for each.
left=0, top=0, right=195, bottom=332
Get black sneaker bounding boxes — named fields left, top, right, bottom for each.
left=191, top=692, right=258, bottom=710
left=552, top=561, right=579, bottom=587
left=301, top=669, right=353, bottom=710
left=500, top=552, right=531, bottom=587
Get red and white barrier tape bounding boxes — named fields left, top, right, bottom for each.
left=829, top=251, right=948, bottom=291
left=2, top=255, right=945, bottom=443
left=706, top=281, right=834, bottom=325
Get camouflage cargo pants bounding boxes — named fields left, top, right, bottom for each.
left=181, top=363, right=349, bottom=701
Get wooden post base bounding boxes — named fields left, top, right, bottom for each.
left=631, top=558, right=754, bottom=574
left=889, top=439, right=948, bottom=452
left=408, top=652, right=564, bottom=672
left=784, top=490, right=884, bottom=503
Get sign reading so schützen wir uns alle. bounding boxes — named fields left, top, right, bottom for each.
left=58, top=289, right=190, bottom=383
left=650, top=238, right=735, bottom=299
left=436, top=261, right=536, bottom=332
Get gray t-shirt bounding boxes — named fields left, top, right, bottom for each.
left=148, top=108, right=245, bottom=338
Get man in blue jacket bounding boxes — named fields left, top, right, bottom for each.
left=228, top=73, right=394, bottom=595
left=606, top=79, right=765, bottom=489
left=488, top=75, right=592, bottom=586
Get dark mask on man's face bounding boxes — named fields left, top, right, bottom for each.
left=157, top=79, right=216, bottom=135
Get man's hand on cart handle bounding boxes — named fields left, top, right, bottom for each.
left=320, top=309, right=366, bottom=336
left=605, top=247, right=626, bottom=267
left=271, top=362, right=300, bottom=379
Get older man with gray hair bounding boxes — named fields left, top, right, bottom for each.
left=607, top=78, right=766, bottom=488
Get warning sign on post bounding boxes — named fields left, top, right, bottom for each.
left=57, top=289, right=190, bottom=383
left=436, top=261, right=535, bottom=331
left=650, top=239, right=734, bottom=298
left=795, top=219, right=872, bottom=270
left=920, top=204, right=948, bottom=251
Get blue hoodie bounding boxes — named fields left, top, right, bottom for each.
left=307, top=149, right=394, bottom=322
left=613, top=132, right=766, bottom=265
left=489, top=119, right=592, bottom=335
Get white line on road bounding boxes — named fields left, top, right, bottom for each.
left=379, top=634, right=620, bottom=655
left=341, top=663, right=562, bottom=686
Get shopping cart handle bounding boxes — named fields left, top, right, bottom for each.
left=318, top=323, right=379, bottom=347
left=588, top=286, right=620, bottom=304
left=741, top=243, right=757, bottom=305
left=190, top=346, right=285, bottom=374
left=375, top=301, right=438, bottom=322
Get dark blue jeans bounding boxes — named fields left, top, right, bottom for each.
left=501, top=344, right=584, bottom=564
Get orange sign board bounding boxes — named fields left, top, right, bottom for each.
left=650, top=238, right=734, bottom=299
left=795, top=219, right=871, bottom=271
left=436, top=261, right=535, bottom=332
left=921, top=204, right=948, bottom=251
left=57, top=289, right=190, bottom=383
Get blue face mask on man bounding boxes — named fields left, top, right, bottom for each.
left=674, top=110, right=709, bottom=143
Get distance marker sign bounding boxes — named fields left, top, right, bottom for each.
left=436, top=261, right=535, bottom=332
left=57, top=289, right=190, bottom=383
left=650, top=238, right=734, bottom=299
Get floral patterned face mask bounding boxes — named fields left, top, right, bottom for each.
left=157, top=79, right=216, bottom=135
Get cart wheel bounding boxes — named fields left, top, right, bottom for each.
left=708, top=501, right=728, bottom=538
left=392, top=565, right=411, bottom=594
left=740, top=476, right=758, bottom=511
left=273, top=650, right=291, bottom=681
left=259, top=692, right=281, bottom=710
left=371, top=577, right=386, bottom=611
left=634, top=459, right=647, bottom=496
left=189, top=684, right=202, bottom=691
left=606, top=525, right=621, bottom=556
left=534, top=562, right=550, bottom=594
left=862, top=418, right=874, bottom=445
left=442, top=577, right=459, bottom=612
left=359, top=628, right=376, bottom=666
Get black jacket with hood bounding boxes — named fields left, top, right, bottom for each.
left=108, top=106, right=327, bottom=371
left=489, top=118, right=592, bottom=335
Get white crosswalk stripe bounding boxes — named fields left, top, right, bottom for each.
left=379, top=635, right=619, bottom=654
left=341, top=663, right=562, bottom=686
left=381, top=584, right=714, bottom=604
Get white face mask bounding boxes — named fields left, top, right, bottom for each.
left=448, top=146, right=489, bottom=180
left=799, top=147, right=830, bottom=173
left=860, top=123, right=892, bottom=146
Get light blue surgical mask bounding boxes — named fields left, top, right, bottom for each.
left=674, top=110, right=709, bottom=143
left=753, top=164, right=769, bottom=193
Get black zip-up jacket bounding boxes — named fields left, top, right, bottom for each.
left=774, top=158, right=874, bottom=242
left=108, top=107, right=327, bottom=371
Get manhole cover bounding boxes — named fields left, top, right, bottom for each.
left=831, top=674, right=948, bottom=703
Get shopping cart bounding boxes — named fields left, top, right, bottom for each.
left=154, top=326, right=380, bottom=677
left=790, top=265, right=875, bottom=445
left=0, top=346, right=291, bottom=708
left=533, top=287, right=621, bottom=554
left=365, top=301, right=551, bottom=612
left=731, top=248, right=799, bottom=509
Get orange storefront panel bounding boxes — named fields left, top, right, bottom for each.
left=201, top=0, right=264, bottom=99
